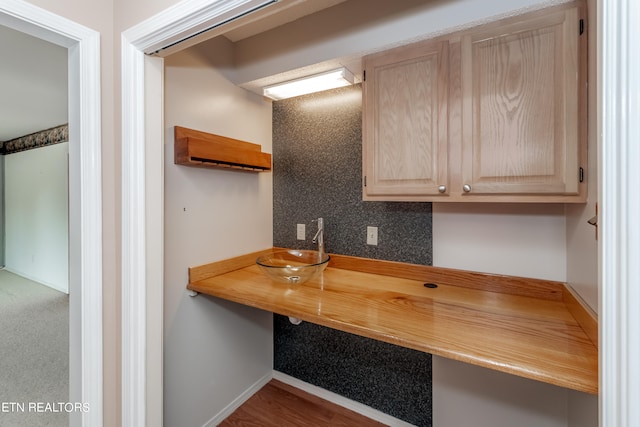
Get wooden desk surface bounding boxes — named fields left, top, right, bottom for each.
left=187, top=250, right=598, bottom=395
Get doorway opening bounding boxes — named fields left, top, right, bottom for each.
left=0, top=2, right=102, bottom=426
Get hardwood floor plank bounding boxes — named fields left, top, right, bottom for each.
left=219, top=380, right=388, bottom=426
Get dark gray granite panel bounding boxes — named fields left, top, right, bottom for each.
left=275, top=314, right=432, bottom=426
left=272, top=84, right=432, bottom=265
left=272, top=84, right=433, bottom=426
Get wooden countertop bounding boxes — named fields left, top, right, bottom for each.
left=187, top=249, right=598, bottom=395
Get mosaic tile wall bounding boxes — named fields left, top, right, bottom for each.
left=0, top=124, right=68, bottom=155
left=272, top=84, right=433, bottom=426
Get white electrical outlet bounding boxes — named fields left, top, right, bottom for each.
left=367, top=226, right=378, bottom=245
left=297, top=223, right=306, bottom=240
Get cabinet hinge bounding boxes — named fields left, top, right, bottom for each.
left=579, top=19, right=584, bottom=35
left=364, top=175, right=367, bottom=187
left=579, top=167, right=585, bottom=183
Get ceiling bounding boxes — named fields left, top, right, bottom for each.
left=0, top=25, right=68, bottom=142
left=222, top=0, right=349, bottom=42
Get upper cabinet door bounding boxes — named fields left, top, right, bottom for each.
left=460, top=7, right=582, bottom=197
left=363, top=40, right=449, bottom=200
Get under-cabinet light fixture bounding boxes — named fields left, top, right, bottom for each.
left=263, top=67, right=354, bottom=100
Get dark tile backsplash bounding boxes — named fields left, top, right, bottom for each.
left=272, top=84, right=433, bottom=426
left=275, top=315, right=432, bottom=426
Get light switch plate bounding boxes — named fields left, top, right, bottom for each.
left=367, top=226, right=378, bottom=245
left=297, top=223, right=306, bottom=240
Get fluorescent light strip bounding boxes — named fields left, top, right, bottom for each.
left=263, top=68, right=354, bottom=100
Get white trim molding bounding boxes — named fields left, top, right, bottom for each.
left=203, top=373, right=272, bottom=427
left=0, top=1, right=103, bottom=427
left=120, top=1, right=274, bottom=425
left=121, top=35, right=148, bottom=427
left=600, top=0, right=640, bottom=426
left=127, top=0, right=277, bottom=55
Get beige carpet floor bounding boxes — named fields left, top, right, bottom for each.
left=0, top=270, right=68, bottom=427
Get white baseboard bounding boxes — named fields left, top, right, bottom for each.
left=273, top=371, right=416, bottom=427
left=203, top=372, right=273, bottom=427
left=3, top=266, right=69, bottom=294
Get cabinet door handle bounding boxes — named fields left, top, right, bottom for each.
left=438, top=185, right=446, bottom=193
left=463, top=184, right=472, bottom=193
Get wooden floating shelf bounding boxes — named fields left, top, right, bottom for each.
left=174, top=126, right=272, bottom=172
left=187, top=249, right=598, bottom=395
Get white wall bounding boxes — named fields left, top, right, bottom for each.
left=433, top=202, right=598, bottom=427
left=163, top=38, right=274, bottom=427
left=433, top=356, right=569, bottom=427
left=433, top=203, right=567, bottom=280
left=432, top=203, right=571, bottom=427
left=4, top=142, right=69, bottom=293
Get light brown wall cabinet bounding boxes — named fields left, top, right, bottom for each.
left=363, top=1, right=587, bottom=202
left=363, top=40, right=450, bottom=198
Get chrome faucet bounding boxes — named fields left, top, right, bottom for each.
left=312, top=217, right=324, bottom=260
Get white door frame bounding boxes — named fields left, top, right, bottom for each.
left=0, top=1, right=103, bottom=427
left=121, top=3, right=276, bottom=425
left=599, top=0, right=640, bottom=426
left=121, top=1, right=640, bottom=427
